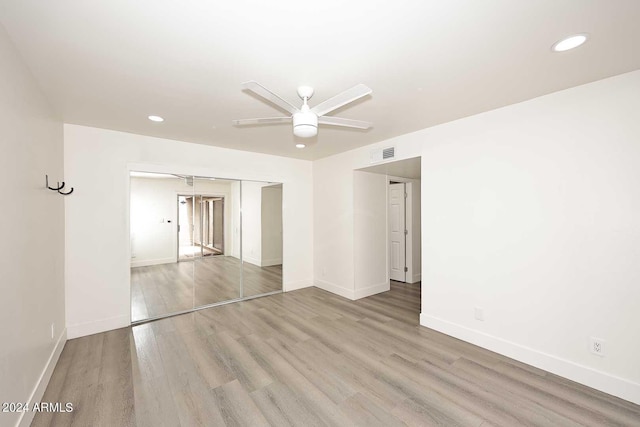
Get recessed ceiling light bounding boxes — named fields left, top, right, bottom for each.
left=295, top=143, right=306, bottom=148
left=552, top=34, right=588, bottom=52
left=148, top=115, right=164, bottom=122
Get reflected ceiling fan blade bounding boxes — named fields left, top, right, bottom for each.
left=241, top=81, right=299, bottom=115
left=311, top=84, right=372, bottom=116
left=318, top=116, right=372, bottom=129
left=233, top=117, right=292, bottom=126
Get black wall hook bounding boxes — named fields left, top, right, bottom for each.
left=46, top=174, right=64, bottom=191
left=46, top=175, right=74, bottom=196
left=58, top=187, right=74, bottom=195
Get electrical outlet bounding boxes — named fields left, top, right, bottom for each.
left=474, top=307, right=484, bottom=321
left=590, top=337, right=605, bottom=357
left=51, top=323, right=55, bottom=340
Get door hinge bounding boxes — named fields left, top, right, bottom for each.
left=404, top=192, right=408, bottom=198
left=404, top=229, right=408, bottom=235
left=404, top=267, right=408, bottom=272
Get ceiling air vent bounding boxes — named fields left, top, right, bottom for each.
left=370, top=146, right=396, bottom=163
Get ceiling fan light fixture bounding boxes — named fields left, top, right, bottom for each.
left=294, top=124, right=317, bottom=138
left=552, top=33, right=588, bottom=52
left=295, top=143, right=306, bottom=148
left=293, top=110, right=318, bottom=138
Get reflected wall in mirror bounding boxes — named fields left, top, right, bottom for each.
left=242, top=181, right=283, bottom=298
left=130, top=171, right=194, bottom=322
left=193, top=177, right=242, bottom=307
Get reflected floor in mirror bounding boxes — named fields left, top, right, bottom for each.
left=131, top=257, right=282, bottom=322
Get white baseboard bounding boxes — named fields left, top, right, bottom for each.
left=130, top=257, right=175, bottom=268
left=314, top=279, right=355, bottom=300
left=284, top=279, right=313, bottom=292
left=67, top=314, right=130, bottom=339
left=420, top=313, right=640, bottom=405
left=242, top=255, right=261, bottom=267
left=17, top=329, right=67, bottom=427
left=354, top=281, right=390, bottom=300
left=409, top=273, right=422, bottom=284
left=261, top=258, right=283, bottom=267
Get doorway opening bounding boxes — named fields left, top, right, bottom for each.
left=354, top=156, right=421, bottom=320
left=178, top=194, right=225, bottom=260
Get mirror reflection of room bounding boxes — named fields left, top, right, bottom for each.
left=242, top=181, right=283, bottom=298
left=130, top=172, right=282, bottom=323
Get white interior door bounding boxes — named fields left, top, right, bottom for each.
left=389, top=183, right=406, bottom=282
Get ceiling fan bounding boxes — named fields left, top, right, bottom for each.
left=233, top=81, right=372, bottom=139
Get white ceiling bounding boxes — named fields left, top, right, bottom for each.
left=1, top=1, right=639, bottom=160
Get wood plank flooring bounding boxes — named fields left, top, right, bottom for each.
left=34, top=281, right=640, bottom=426
left=131, top=257, right=282, bottom=322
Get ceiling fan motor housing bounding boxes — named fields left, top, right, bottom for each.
left=293, top=110, right=318, bottom=138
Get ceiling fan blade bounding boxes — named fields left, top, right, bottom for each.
left=311, top=84, right=372, bottom=116
left=318, top=116, right=372, bottom=129
left=241, top=81, right=299, bottom=115
left=233, top=117, right=292, bottom=126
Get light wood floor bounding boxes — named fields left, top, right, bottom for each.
left=35, top=282, right=640, bottom=426
left=131, top=257, right=282, bottom=322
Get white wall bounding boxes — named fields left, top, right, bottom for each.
left=231, top=181, right=241, bottom=258
left=261, top=185, right=283, bottom=266
left=0, top=24, right=66, bottom=427
left=130, top=176, right=236, bottom=266
left=241, top=180, right=264, bottom=266
left=313, top=70, right=640, bottom=404
left=64, top=124, right=313, bottom=339
left=130, top=177, right=182, bottom=266
left=354, top=171, right=389, bottom=299
left=313, top=150, right=359, bottom=298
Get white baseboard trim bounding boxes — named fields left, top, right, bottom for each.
left=261, top=258, right=283, bottom=267
left=67, top=314, right=130, bottom=339
left=409, top=273, right=422, bottom=284
left=242, top=255, right=261, bottom=267
left=130, top=257, right=175, bottom=268
left=17, top=328, right=67, bottom=427
left=284, top=279, right=313, bottom=292
left=354, top=281, right=390, bottom=300
left=421, top=313, right=640, bottom=405
left=314, top=279, right=355, bottom=300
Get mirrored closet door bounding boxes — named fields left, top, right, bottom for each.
left=193, top=177, right=242, bottom=307
left=130, top=172, right=283, bottom=323
left=241, top=181, right=283, bottom=299
left=130, top=172, right=195, bottom=322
